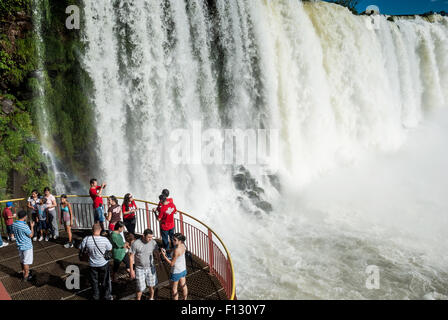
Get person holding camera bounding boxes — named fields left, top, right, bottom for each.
left=79, top=223, right=113, bottom=300
left=89, top=179, right=107, bottom=232
left=12, top=211, right=35, bottom=281
left=161, top=233, right=188, bottom=300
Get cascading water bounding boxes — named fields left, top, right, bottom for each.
left=31, top=0, right=68, bottom=195
left=80, top=0, right=448, bottom=299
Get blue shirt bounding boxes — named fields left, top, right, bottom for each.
left=37, top=204, right=47, bottom=220
left=12, top=221, right=32, bottom=251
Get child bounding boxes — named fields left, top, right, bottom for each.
left=2, top=202, right=16, bottom=242
left=36, top=201, right=49, bottom=241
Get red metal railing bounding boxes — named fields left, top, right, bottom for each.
left=0, top=195, right=236, bottom=300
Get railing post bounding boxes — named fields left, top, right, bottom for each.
left=145, top=203, right=151, bottom=230
left=208, top=229, right=214, bottom=275
left=179, top=212, right=184, bottom=235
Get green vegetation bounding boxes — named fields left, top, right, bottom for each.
left=0, top=0, right=30, bottom=20
left=35, top=0, right=95, bottom=170
left=1, top=0, right=94, bottom=199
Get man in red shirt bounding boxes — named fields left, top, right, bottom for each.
left=2, top=202, right=16, bottom=242
left=157, top=195, right=177, bottom=256
left=89, top=179, right=106, bottom=231
left=152, top=189, right=173, bottom=215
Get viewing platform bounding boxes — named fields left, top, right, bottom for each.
left=0, top=196, right=236, bottom=300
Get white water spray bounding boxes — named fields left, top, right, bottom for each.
left=80, top=0, right=448, bottom=299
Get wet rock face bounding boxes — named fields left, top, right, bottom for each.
left=232, top=166, right=276, bottom=214
left=1, top=98, right=14, bottom=114
left=255, top=201, right=273, bottom=213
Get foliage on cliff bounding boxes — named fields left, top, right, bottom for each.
left=0, top=0, right=52, bottom=199
left=1, top=0, right=96, bottom=198
left=35, top=0, right=96, bottom=169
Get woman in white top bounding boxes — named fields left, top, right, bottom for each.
left=161, top=233, right=188, bottom=300
left=43, top=187, right=58, bottom=239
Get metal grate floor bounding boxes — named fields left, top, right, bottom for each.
left=0, top=230, right=227, bottom=300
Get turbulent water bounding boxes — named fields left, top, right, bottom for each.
left=78, top=0, right=448, bottom=299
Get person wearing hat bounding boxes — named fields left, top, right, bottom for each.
left=2, top=201, right=17, bottom=242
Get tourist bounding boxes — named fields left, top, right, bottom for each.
left=110, top=221, right=130, bottom=282
left=43, top=187, right=58, bottom=240
left=161, top=233, right=188, bottom=300
left=129, top=229, right=159, bottom=300
left=152, top=188, right=173, bottom=215
left=79, top=223, right=113, bottom=300
left=60, top=195, right=74, bottom=248
left=27, top=190, right=41, bottom=241
left=2, top=202, right=16, bottom=242
left=12, top=210, right=35, bottom=281
left=158, top=195, right=177, bottom=256
left=36, top=200, right=49, bottom=241
left=106, top=196, right=122, bottom=233
left=89, top=179, right=107, bottom=232
left=122, top=193, right=137, bottom=235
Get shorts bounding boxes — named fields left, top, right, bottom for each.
left=135, top=267, right=157, bottom=292
left=38, top=220, right=48, bottom=230
left=94, top=205, right=105, bottom=223
left=6, top=225, right=13, bottom=234
left=64, top=220, right=71, bottom=227
left=170, top=270, right=187, bottom=282
left=19, top=249, right=33, bottom=265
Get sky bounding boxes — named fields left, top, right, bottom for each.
left=324, top=0, right=448, bottom=15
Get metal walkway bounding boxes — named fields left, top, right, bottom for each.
left=0, top=230, right=227, bottom=300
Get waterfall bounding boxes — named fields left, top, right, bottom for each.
left=80, top=0, right=448, bottom=299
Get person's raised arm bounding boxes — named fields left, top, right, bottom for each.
left=98, top=183, right=106, bottom=197
left=161, top=247, right=179, bottom=267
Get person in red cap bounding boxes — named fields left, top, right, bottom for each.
left=2, top=201, right=16, bottom=242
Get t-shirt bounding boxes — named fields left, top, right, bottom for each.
left=158, top=202, right=177, bottom=231
left=2, top=207, right=14, bottom=226
left=36, top=203, right=47, bottom=220
left=156, top=198, right=173, bottom=213
left=12, top=221, right=32, bottom=251
left=110, top=231, right=126, bottom=261
left=89, top=186, right=103, bottom=209
left=130, top=239, right=158, bottom=269
left=28, top=197, right=41, bottom=213
left=122, top=201, right=137, bottom=220
left=108, top=204, right=122, bottom=225
left=43, top=195, right=56, bottom=212
left=80, top=236, right=112, bottom=267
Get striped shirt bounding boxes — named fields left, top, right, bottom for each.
left=12, top=221, right=32, bottom=251
left=80, top=236, right=112, bottom=267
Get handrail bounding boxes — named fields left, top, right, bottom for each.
left=0, top=195, right=236, bottom=300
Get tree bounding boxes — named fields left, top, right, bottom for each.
left=329, top=0, right=360, bottom=14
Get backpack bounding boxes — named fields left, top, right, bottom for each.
left=79, top=238, right=89, bottom=262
